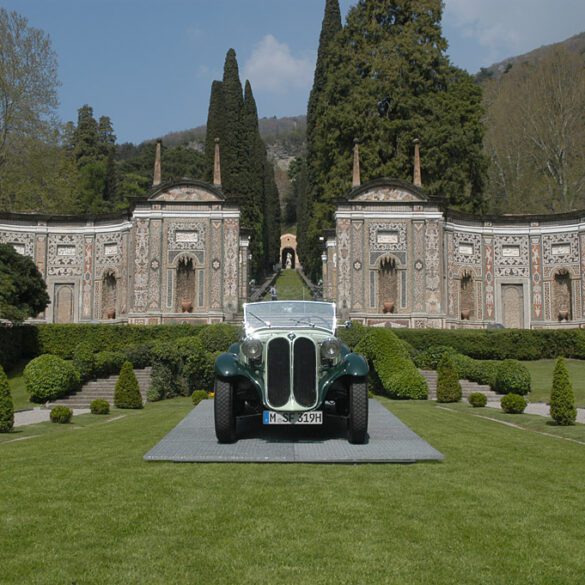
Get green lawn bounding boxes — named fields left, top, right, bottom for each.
left=266, top=269, right=312, bottom=300
left=7, top=361, right=31, bottom=411
left=1, top=397, right=585, bottom=584
left=525, top=359, right=585, bottom=407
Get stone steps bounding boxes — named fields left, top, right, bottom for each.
left=48, top=367, right=152, bottom=409
left=420, top=369, right=499, bottom=401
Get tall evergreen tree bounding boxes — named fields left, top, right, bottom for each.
left=204, top=81, right=225, bottom=184
left=304, top=0, right=486, bottom=278
left=98, top=116, right=117, bottom=203
left=73, top=105, right=99, bottom=167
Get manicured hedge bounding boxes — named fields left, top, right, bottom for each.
left=0, top=325, right=38, bottom=370
left=355, top=329, right=427, bottom=400
left=395, top=329, right=585, bottom=360
left=24, top=355, right=81, bottom=403
left=0, top=366, right=14, bottom=433
left=35, top=324, right=209, bottom=359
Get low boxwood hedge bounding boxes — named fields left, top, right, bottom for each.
left=494, top=360, right=531, bottom=395
left=50, top=406, right=73, bottom=423
left=501, top=393, right=527, bottom=414
left=355, top=329, right=427, bottom=400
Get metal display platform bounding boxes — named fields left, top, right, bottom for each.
left=144, top=400, right=443, bottom=464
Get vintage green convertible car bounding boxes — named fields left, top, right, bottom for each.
left=214, top=301, right=369, bottom=444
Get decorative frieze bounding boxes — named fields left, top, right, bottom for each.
left=48, top=234, right=83, bottom=277
left=368, top=222, right=407, bottom=254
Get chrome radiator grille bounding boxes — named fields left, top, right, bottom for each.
left=266, top=336, right=317, bottom=407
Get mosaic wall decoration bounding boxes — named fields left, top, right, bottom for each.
left=167, top=222, right=206, bottom=252
left=223, top=219, right=239, bottom=312
left=368, top=222, right=407, bottom=254
left=133, top=219, right=150, bottom=311
left=148, top=220, right=162, bottom=310
left=453, top=232, right=482, bottom=266
left=424, top=220, right=441, bottom=314
left=351, top=221, right=364, bottom=310
left=353, top=187, right=421, bottom=202
left=82, top=238, right=93, bottom=319
left=35, top=235, right=47, bottom=277
left=582, top=234, right=585, bottom=317
left=413, top=222, right=425, bottom=312
left=337, top=219, right=351, bottom=311
left=47, top=234, right=83, bottom=277
left=0, top=231, right=35, bottom=258
left=447, top=232, right=456, bottom=317
left=543, top=233, right=579, bottom=265
left=484, top=237, right=495, bottom=319
left=210, top=220, right=223, bottom=310
left=530, top=237, right=543, bottom=319
left=96, top=232, right=123, bottom=273
left=494, top=235, right=529, bottom=277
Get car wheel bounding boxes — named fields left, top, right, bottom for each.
left=214, top=378, right=237, bottom=443
left=347, top=378, right=368, bottom=444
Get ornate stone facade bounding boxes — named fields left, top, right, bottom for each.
left=325, top=178, right=585, bottom=329
left=0, top=179, right=249, bottom=324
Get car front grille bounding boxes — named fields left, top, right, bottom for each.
left=266, top=336, right=317, bottom=407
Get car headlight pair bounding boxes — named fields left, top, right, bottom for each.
left=320, top=337, right=341, bottom=361
left=242, top=337, right=263, bottom=361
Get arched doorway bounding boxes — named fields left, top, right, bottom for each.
left=102, top=271, right=117, bottom=319
left=54, top=284, right=74, bottom=323
left=281, top=247, right=296, bottom=269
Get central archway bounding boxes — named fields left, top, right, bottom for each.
left=281, top=247, right=296, bottom=269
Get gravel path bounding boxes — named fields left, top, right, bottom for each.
left=14, top=408, right=91, bottom=427
left=486, top=401, right=585, bottom=424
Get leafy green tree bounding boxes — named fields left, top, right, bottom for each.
left=114, top=361, right=143, bottom=409
left=0, top=243, right=49, bottom=323
left=0, top=365, right=14, bottom=433
left=303, top=0, right=486, bottom=278
left=550, top=357, right=577, bottom=426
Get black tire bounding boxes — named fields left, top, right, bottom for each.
left=214, top=378, right=237, bottom=443
left=347, top=378, right=368, bottom=444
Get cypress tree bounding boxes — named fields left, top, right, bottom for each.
left=114, top=361, right=143, bottom=409
left=204, top=80, right=225, bottom=184
left=305, top=0, right=486, bottom=278
left=98, top=116, right=117, bottom=203
left=263, top=158, right=281, bottom=271
left=0, top=365, right=14, bottom=433
left=550, top=357, right=577, bottom=426
left=73, top=105, right=99, bottom=167
left=436, top=353, right=462, bottom=403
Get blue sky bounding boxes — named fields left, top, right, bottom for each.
left=5, top=0, right=585, bottom=144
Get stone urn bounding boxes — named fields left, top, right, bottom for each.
left=460, top=308, right=471, bottom=321
left=181, top=298, right=193, bottom=313
left=105, top=307, right=116, bottom=320
left=382, top=299, right=395, bottom=314
left=558, top=307, right=570, bottom=322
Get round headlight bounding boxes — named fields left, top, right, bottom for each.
left=242, top=337, right=263, bottom=361
left=321, top=337, right=341, bottom=360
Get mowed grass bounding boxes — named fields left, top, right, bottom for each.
left=525, top=359, right=585, bottom=407
left=7, top=360, right=30, bottom=411
left=266, top=268, right=312, bottom=300
left=1, top=398, right=585, bottom=584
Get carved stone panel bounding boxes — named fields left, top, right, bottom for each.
left=530, top=237, right=544, bottom=319
left=413, top=222, right=425, bottom=312
left=210, top=220, right=222, bottom=310
left=502, top=284, right=524, bottom=329
left=0, top=232, right=35, bottom=258
left=337, top=219, right=351, bottom=312
left=54, top=284, right=75, bottom=323
left=368, top=222, right=407, bottom=254
left=47, top=234, right=83, bottom=277
left=484, top=237, right=495, bottom=319
left=133, top=219, right=150, bottom=311
left=351, top=221, right=364, bottom=310
left=424, top=220, right=440, bottom=314
left=82, top=237, right=94, bottom=319
left=494, top=235, right=529, bottom=277
left=148, top=220, right=162, bottom=310
left=223, top=218, right=239, bottom=314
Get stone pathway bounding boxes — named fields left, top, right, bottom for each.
left=486, top=401, right=585, bottom=424
left=14, top=408, right=90, bottom=427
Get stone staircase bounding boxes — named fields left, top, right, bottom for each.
left=49, top=367, right=152, bottom=409
left=420, top=369, right=499, bottom=402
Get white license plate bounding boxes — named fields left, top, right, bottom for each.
left=263, top=411, right=323, bottom=425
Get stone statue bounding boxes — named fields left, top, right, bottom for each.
left=285, top=252, right=292, bottom=269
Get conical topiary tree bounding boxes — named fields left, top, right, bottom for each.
left=114, top=362, right=143, bottom=409
left=436, top=353, right=462, bottom=403
left=0, top=365, right=14, bottom=433
left=550, top=357, right=576, bottom=426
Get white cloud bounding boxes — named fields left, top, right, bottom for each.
left=444, top=0, right=585, bottom=65
left=243, top=35, right=314, bottom=94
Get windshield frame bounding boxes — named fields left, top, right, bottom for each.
left=243, top=301, right=337, bottom=335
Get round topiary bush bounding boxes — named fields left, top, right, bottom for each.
left=24, top=355, right=81, bottom=403
left=50, top=406, right=73, bottom=424
left=114, top=362, right=143, bottom=409
left=494, top=360, right=531, bottom=395
left=90, top=399, right=110, bottom=415
left=436, top=353, right=462, bottom=403
left=0, top=366, right=14, bottom=433
left=191, top=390, right=209, bottom=407
left=501, top=393, right=527, bottom=414
left=550, top=357, right=577, bottom=426
left=468, top=392, right=487, bottom=408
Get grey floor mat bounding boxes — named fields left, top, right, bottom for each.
left=144, top=400, right=443, bottom=463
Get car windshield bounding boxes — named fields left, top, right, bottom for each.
left=244, top=301, right=336, bottom=334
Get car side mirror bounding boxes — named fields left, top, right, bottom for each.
left=344, top=320, right=353, bottom=329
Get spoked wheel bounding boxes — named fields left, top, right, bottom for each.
left=214, top=378, right=237, bottom=443
left=347, top=378, right=368, bottom=444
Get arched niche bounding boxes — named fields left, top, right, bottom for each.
left=101, top=270, right=118, bottom=319
left=460, top=269, right=475, bottom=320
left=281, top=247, right=296, bottom=269
left=175, top=256, right=197, bottom=313
left=553, top=268, right=572, bottom=321
left=378, top=255, right=400, bottom=313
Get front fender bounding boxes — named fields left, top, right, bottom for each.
left=214, top=352, right=263, bottom=398
left=342, top=352, right=369, bottom=378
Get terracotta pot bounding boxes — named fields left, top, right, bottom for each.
left=382, top=300, right=395, bottom=314
left=105, top=308, right=116, bottom=320
left=181, top=298, right=193, bottom=313
left=461, top=308, right=471, bottom=320
left=558, top=308, right=569, bottom=322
